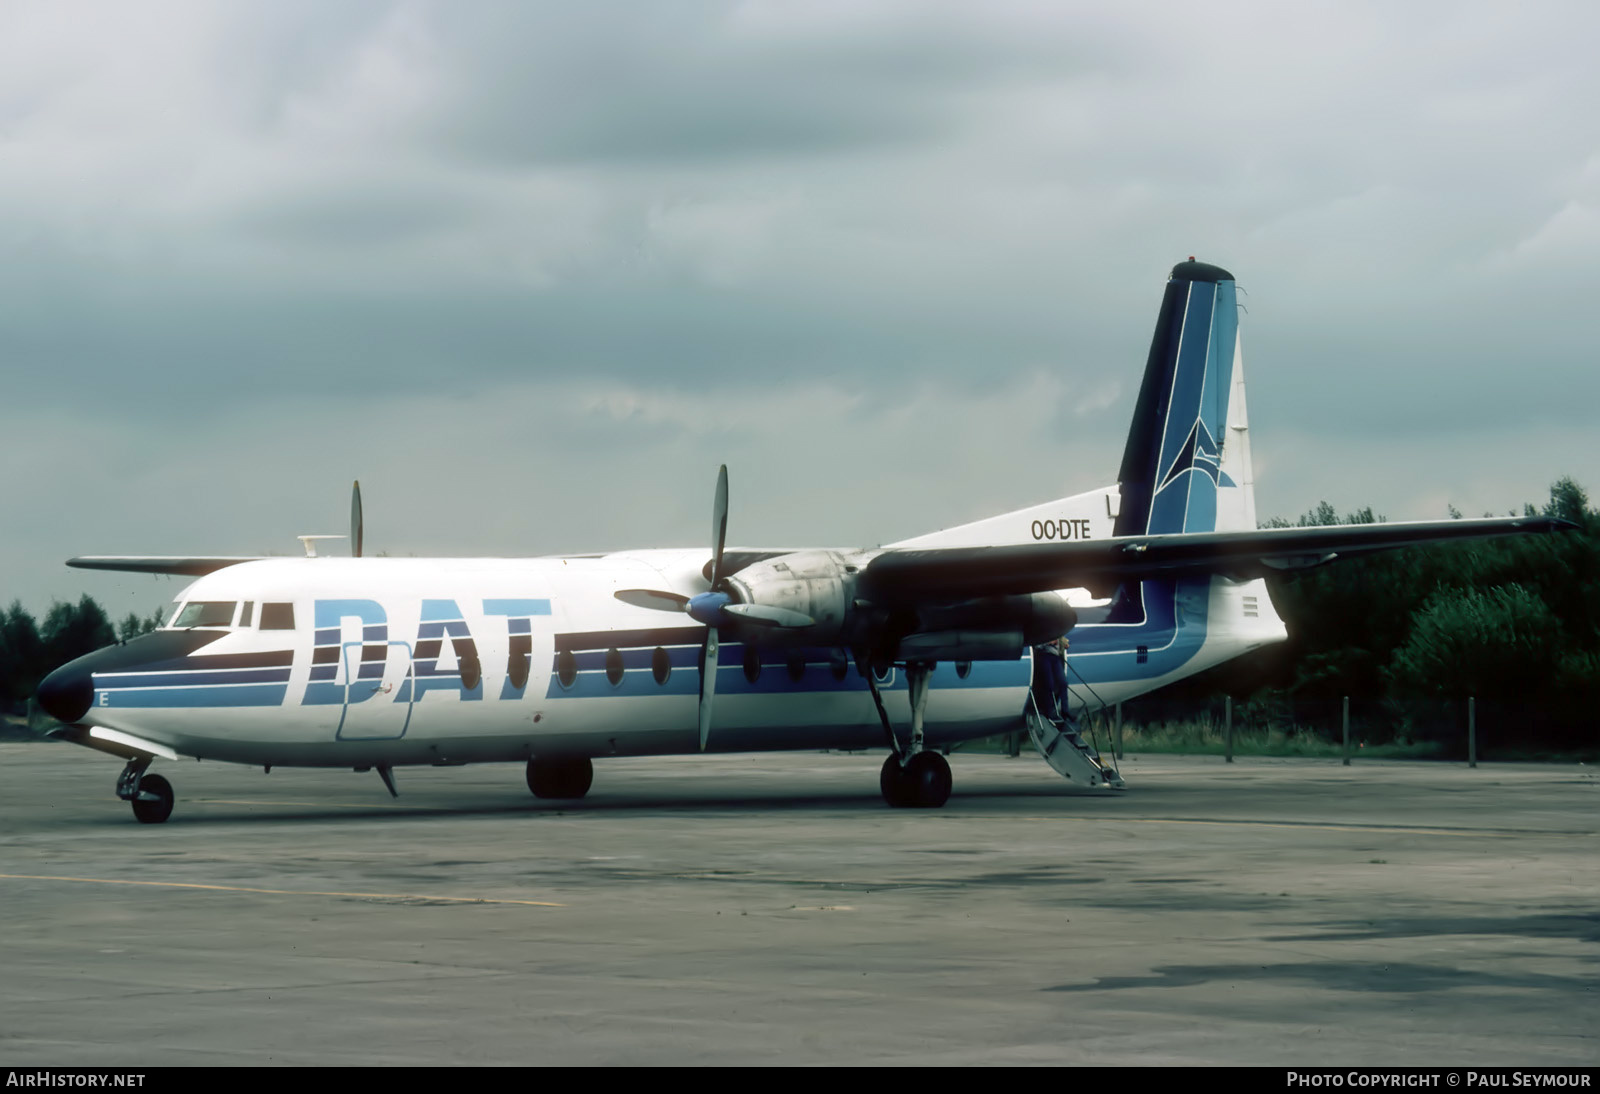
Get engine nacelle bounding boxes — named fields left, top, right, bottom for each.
left=911, top=593, right=1076, bottom=646
left=895, top=629, right=1026, bottom=662
left=724, top=550, right=856, bottom=639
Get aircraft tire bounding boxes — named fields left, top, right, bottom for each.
left=131, top=774, right=174, bottom=824
left=880, top=753, right=911, bottom=807
left=901, top=751, right=952, bottom=809
left=527, top=757, right=594, bottom=800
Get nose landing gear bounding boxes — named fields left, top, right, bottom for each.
left=117, top=758, right=175, bottom=824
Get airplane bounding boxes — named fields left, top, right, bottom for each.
left=34, top=259, right=1572, bottom=823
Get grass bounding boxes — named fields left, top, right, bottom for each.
left=1105, top=718, right=1447, bottom=759
left=966, top=716, right=1598, bottom=762
left=959, top=719, right=1446, bottom=759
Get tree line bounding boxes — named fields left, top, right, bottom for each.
left=1127, top=476, right=1598, bottom=752
left=1, top=600, right=164, bottom=713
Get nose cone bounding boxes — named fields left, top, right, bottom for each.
left=36, top=659, right=94, bottom=724
left=33, top=630, right=230, bottom=725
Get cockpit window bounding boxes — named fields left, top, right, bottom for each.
left=174, top=601, right=237, bottom=628
left=260, top=603, right=296, bottom=630
left=238, top=602, right=254, bottom=628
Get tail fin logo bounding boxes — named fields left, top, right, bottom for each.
left=1158, top=418, right=1235, bottom=492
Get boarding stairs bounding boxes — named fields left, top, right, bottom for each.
left=1024, top=678, right=1125, bottom=791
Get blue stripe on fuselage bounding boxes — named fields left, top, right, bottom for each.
left=545, top=645, right=1030, bottom=701
left=93, top=668, right=292, bottom=689
left=1059, top=578, right=1210, bottom=686
left=96, top=684, right=290, bottom=709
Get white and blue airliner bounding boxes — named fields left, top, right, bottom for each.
left=37, top=260, right=1569, bottom=822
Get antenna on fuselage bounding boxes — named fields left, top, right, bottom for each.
left=296, top=536, right=345, bottom=558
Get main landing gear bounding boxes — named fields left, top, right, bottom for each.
left=880, top=750, right=952, bottom=809
left=869, top=658, right=953, bottom=808
left=117, top=757, right=175, bottom=824
left=526, top=756, right=593, bottom=800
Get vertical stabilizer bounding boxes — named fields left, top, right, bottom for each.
left=1114, top=260, right=1254, bottom=536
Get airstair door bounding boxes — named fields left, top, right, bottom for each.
left=337, top=641, right=415, bottom=741
left=1025, top=701, right=1123, bottom=789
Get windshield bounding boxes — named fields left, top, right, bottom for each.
left=173, top=601, right=237, bottom=628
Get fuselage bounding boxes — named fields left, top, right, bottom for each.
left=41, top=549, right=1287, bottom=770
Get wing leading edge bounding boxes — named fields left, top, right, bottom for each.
left=860, top=516, right=1574, bottom=601
left=67, top=557, right=268, bottom=577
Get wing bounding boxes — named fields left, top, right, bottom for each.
left=860, top=516, right=1574, bottom=601
left=67, top=556, right=267, bottom=576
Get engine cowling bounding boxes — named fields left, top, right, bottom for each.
left=723, top=550, right=856, bottom=640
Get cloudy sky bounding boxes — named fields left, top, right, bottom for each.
left=2, top=1, right=1595, bottom=618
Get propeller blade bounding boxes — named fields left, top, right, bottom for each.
left=700, top=464, right=730, bottom=752
left=698, top=626, right=718, bottom=752
left=614, top=589, right=692, bottom=613
left=722, top=603, right=814, bottom=628
left=709, top=464, right=729, bottom=589
left=351, top=480, right=364, bottom=559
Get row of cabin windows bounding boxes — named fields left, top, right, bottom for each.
left=170, top=601, right=295, bottom=630
left=555, top=648, right=973, bottom=689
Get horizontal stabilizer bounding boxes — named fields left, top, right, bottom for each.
left=67, top=556, right=266, bottom=576
left=861, top=516, right=1574, bottom=601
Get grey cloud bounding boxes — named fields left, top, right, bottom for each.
left=417, top=2, right=1108, bottom=166
left=1, top=2, right=1596, bottom=613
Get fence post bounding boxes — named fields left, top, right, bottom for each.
left=1469, top=696, right=1476, bottom=768
left=1224, top=695, right=1233, bottom=763
left=1342, top=696, right=1350, bottom=766
left=1114, top=702, right=1123, bottom=760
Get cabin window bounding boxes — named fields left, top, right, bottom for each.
left=651, top=647, right=671, bottom=685
left=557, top=649, right=577, bottom=689
left=175, top=601, right=236, bottom=629
left=605, top=648, right=624, bottom=686
left=238, top=602, right=254, bottom=628
left=458, top=646, right=482, bottom=691
left=260, top=603, right=296, bottom=630
left=743, top=646, right=762, bottom=684
left=508, top=639, right=531, bottom=690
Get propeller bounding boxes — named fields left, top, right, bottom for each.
left=351, top=480, right=364, bottom=558
left=697, top=464, right=728, bottom=752
left=723, top=603, right=815, bottom=628
left=611, top=467, right=732, bottom=749
left=613, top=466, right=815, bottom=750
left=613, top=589, right=690, bottom=613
